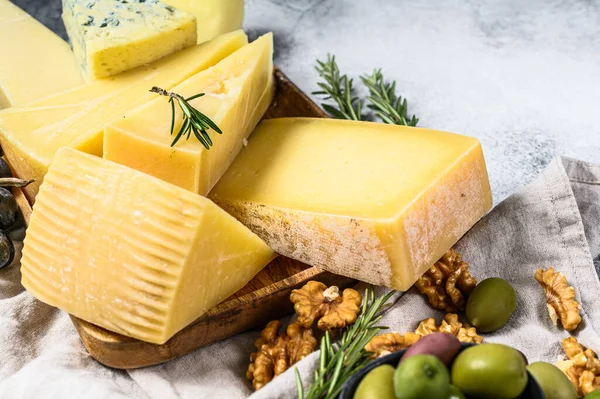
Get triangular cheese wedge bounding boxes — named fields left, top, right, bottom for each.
left=104, top=33, right=274, bottom=195
left=0, top=0, right=83, bottom=108
left=0, top=30, right=247, bottom=202
left=63, top=0, right=197, bottom=80
left=21, top=148, right=276, bottom=344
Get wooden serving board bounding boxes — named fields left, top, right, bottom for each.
left=12, top=68, right=355, bottom=369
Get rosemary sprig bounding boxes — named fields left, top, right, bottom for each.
left=313, top=55, right=364, bottom=121
left=0, top=178, right=34, bottom=188
left=149, top=86, right=222, bottom=149
left=360, top=69, right=419, bottom=126
left=296, top=289, right=394, bottom=399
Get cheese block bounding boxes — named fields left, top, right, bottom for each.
left=163, top=0, right=244, bottom=44
left=21, top=148, right=276, bottom=344
left=209, top=118, right=493, bottom=291
left=0, top=0, right=83, bottom=109
left=104, top=33, right=274, bottom=195
left=0, top=30, right=247, bottom=203
left=62, top=0, right=197, bottom=80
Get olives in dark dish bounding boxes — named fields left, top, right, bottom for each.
left=0, top=230, right=15, bottom=269
left=0, top=188, right=18, bottom=230
left=0, top=158, right=12, bottom=178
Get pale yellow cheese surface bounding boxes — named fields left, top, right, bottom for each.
left=0, top=0, right=83, bottom=109
left=210, top=118, right=493, bottom=290
left=163, top=0, right=244, bottom=44
left=62, top=0, right=198, bottom=80
left=21, top=148, right=275, bottom=344
left=104, top=33, right=273, bottom=195
left=0, top=30, right=248, bottom=202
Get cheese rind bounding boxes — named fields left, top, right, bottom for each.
left=209, top=118, right=493, bottom=290
left=0, top=0, right=83, bottom=109
left=104, top=33, right=274, bottom=195
left=62, top=0, right=197, bottom=80
left=163, top=0, right=244, bottom=44
left=21, top=148, right=275, bottom=344
left=0, top=30, right=247, bottom=202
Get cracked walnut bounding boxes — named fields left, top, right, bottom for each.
left=415, top=249, right=477, bottom=312
left=290, top=281, right=362, bottom=331
left=535, top=268, right=582, bottom=331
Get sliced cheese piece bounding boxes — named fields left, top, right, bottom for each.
left=209, top=118, right=493, bottom=291
left=163, top=0, right=244, bottom=44
left=104, top=33, right=273, bottom=195
left=0, top=0, right=83, bottom=109
left=0, top=30, right=247, bottom=203
left=62, top=0, right=197, bottom=80
left=21, top=148, right=276, bottom=344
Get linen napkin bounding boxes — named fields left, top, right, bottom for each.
left=1, top=155, right=599, bottom=399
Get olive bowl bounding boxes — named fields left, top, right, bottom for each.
left=338, top=343, right=545, bottom=399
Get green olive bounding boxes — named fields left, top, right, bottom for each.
left=394, top=354, right=450, bottom=399
left=584, top=389, right=600, bottom=399
left=353, top=364, right=395, bottom=399
left=446, top=384, right=466, bottom=399
left=466, top=277, right=517, bottom=333
left=527, top=362, right=577, bottom=399
left=451, top=343, right=528, bottom=399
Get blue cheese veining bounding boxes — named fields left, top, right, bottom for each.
left=62, top=0, right=197, bottom=80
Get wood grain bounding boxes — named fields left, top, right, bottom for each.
left=13, top=68, right=354, bottom=369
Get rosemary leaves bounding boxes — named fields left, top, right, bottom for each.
left=296, top=289, right=394, bottom=399
left=150, top=86, right=222, bottom=149
left=313, top=55, right=419, bottom=126
left=361, top=69, right=419, bottom=127
left=313, top=55, right=364, bottom=121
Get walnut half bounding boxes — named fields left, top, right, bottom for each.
left=290, top=281, right=362, bottom=331
left=366, top=314, right=483, bottom=358
left=415, top=249, right=477, bottom=312
left=246, top=321, right=317, bottom=391
left=365, top=332, right=421, bottom=358
left=416, top=313, right=483, bottom=344
left=535, top=268, right=582, bottom=331
left=556, top=337, right=600, bottom=397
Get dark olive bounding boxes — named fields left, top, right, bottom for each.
left=0, top=158, right=11, bottom=178
left=0, top=230, right=15, bottom=269
left=6, top=222, right=25, bottom=242
left=0, top=187, right=18, bottom=229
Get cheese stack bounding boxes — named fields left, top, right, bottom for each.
left=163, top=0, right=245, bottom=44
left=21, top=148, right=276, bottom=344
left=63, top=0, right=198, bottom=80
left=0, top=0, right=83, bottom=109
left=0, top=30, right=247, bottom=202
left=105, top=33, right=274, bottom=195
left=210, top=118, right=493, bottom=291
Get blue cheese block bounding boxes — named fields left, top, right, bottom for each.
left=62, top=0, right=197, bottom=80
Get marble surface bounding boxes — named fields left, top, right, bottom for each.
left=14, top=0, right=600, bottom=203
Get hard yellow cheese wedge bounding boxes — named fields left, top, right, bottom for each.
left=0, top=0, right=83, bottom=109
left=63, top=0, right=197, bottom=80
left=104, top=33, right=274, bottom=195
left=163, top=0, right=244, bottom=44
left=0, top=30, right=247, bottom=202
left=21, top=148, right=276, bottom=344
left=210, top=118, right=493, bottom=290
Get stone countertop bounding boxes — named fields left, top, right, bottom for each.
left=13, top=0, right=600, bottom=203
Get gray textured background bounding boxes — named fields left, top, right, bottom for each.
left=14, top=0, right=600, bottom=204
